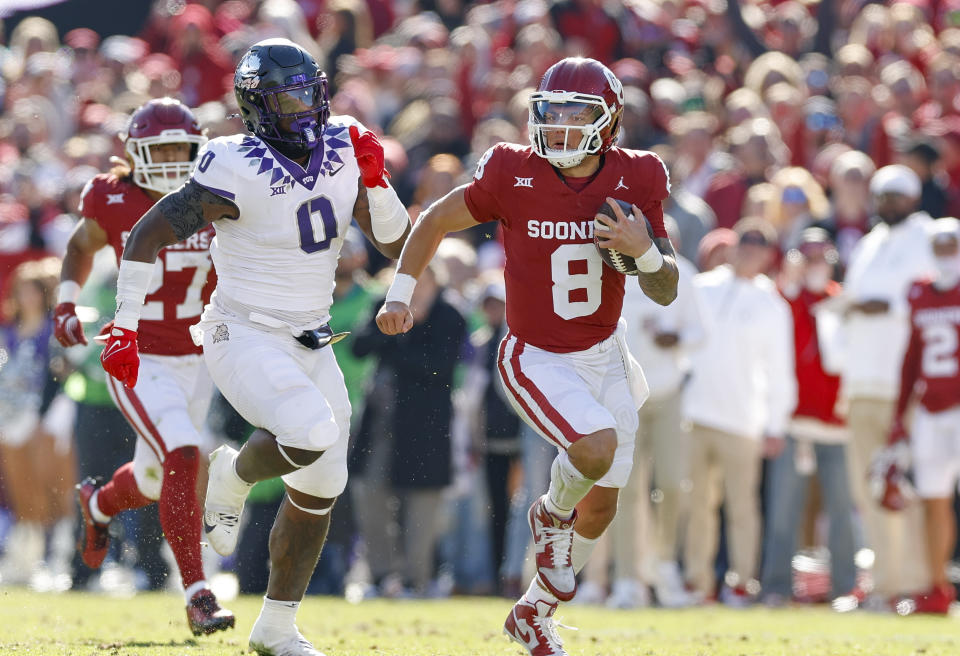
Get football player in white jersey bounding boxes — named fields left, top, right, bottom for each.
left=99, top=38, right=410, bottom=656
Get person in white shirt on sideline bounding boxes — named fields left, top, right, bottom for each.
left=838, top=164, right=937, bottom=604
left=605, top=217, right=707, bottom=608
left=682, top=218, right=797, bottom=606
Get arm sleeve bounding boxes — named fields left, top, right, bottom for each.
left=463, top=145, right=508, bottom=226
left=894, top=320, right=922, bottom=423
left=763, top=294, right=798, bottom=437
left=190, top=139, right=238, bottom=202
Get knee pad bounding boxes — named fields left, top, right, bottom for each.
left=274, top=393, right=339, bottom=451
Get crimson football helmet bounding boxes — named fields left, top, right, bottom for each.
left=528, top=57, right=625, bottom=169
left=123, top=98, right=207, bottom=194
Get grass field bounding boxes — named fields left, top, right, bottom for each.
left=3, top=588, right=960, bottom=655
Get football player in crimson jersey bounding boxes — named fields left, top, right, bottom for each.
left=883, top=218, right=960, bottom=614
left=377, top=57, right=678, bottom=656
left=54, top=98, right=234, bottom=635
left=98, top=39, right=410, bottom=656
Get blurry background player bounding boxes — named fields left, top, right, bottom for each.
left=376, top=57, right=678, bottom=656
left=53, top=98, right=234, bottom=635
left=98, top=39, right=410, bottom=656
left=882, top=218, right=960, bottom=614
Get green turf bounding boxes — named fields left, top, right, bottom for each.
left=2, top=588, right=960, bottom=655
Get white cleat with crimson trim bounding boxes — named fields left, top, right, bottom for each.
left=203, top=445, right=250, bottom=556
left=528, top=495, right=577, bottom=601
left=504, top=597, right=568, bottom=656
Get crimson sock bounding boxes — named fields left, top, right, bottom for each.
left=159, top=446, right=205, bottom=589
left=96, top=461, right=153, bottom=516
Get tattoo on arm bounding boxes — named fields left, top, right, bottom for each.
left=637, top=237, right=679, bottom=306
left=159, top=181, right=239, bottom=241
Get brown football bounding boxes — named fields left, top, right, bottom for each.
left=593, top=198, right=655, bottom=275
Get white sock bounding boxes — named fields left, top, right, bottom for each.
left=544, top=451, right=595, bottom=519
left=256, top=596, right=300, bottom=631
left=184, top=579, right=208, bottom=603
left=89, top=489, right=111, bottom=524
left=572, top=531, right=600, bottom=574
left=225, top=450, right=255, bottom=497
left=524, top=577, right=559, bottom=609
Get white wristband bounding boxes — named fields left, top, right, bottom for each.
left=114, top=260, right=156, bottom=331
left=367, top=182, right=410, bottom=244
left=385, top=272, right=417, bottom=306
left=635, top=243, right=664, bottom=273
left=57, top=280, right=81, bottom=304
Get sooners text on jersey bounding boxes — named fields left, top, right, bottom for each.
left=904, top=279, right=960, bottom=412
left=80, top=174, right=216, bottom=355
left=464, top=142, right=670, bottom=352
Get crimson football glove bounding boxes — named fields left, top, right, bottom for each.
left=100, top=326, right=140, bottom=388
left=349, top=125, right=391, bottom=189
left=53, top=302, right=88, bottom=346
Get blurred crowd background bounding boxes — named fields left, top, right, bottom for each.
left=2, top=0, right=960, bottom=611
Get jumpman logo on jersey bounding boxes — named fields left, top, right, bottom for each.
left=106, top=193, right=125, bottom=205
left=615, top=177, right=629, bottom=191
left=514, top=177, right=533, bottom=188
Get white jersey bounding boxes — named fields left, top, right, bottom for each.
left=191, top=116, right=363, bottom=320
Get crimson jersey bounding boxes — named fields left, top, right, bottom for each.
left=464, top=143, right=670, bottom=352
left=895, top=279, right=960, bottom=418
left=79, top=174, right=216, bottom=356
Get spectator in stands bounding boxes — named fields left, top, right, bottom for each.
left=612, top=218, right=706, bottom=608
left=839, top=164, right=936, bottom=604
left=823, top=150, right=876, bottom=271
left=683, top=219, right=796, bottom=605
left=350, top=263, right=466, bottom=596
left=761, top=229, right=857, bottom=606
left=0, top=258, right=74, bottom=588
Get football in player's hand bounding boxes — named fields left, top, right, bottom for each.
left=593, top=198, right=654, bottom=276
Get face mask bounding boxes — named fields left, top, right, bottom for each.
left=934, top=255, right=960, bottom=290
left=804, top=265, right=831, bottom=292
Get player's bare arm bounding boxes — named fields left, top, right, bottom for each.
left=122, top=181, right=239, bottom=263
left=62, top=218, right=109, bottom=285
left=376, top=184, right=480, bottom=335
left=54, top=218, right=112, bottom=346
left=352, top=179, right=410, bottom=259
left=595, top=199, right=679, bottom=306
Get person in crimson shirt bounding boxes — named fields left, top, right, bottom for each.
left=376, top=58, right=678, bottom=656
left=760, top=229, right=858, bottom=606
left=884, top=219, right=960, bottom=614
left=52, top=98, right=233, bottom=636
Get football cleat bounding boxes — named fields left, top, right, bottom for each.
left=655, top=560, right=695, bottom=608
left=503, top=597, right=570, bottom=656
left=605, top=578, right=650, bottom=609
left=186, top=589, right=235, bottom=636
left=528, top=495, right=577, bottom=602
left=75, top=478, right=110, bottom=569
left=203, top=445, right=251, bottom=556
left=249, top=624, right=327, bottom=656
left=898, top=584, right=957, bottom=615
